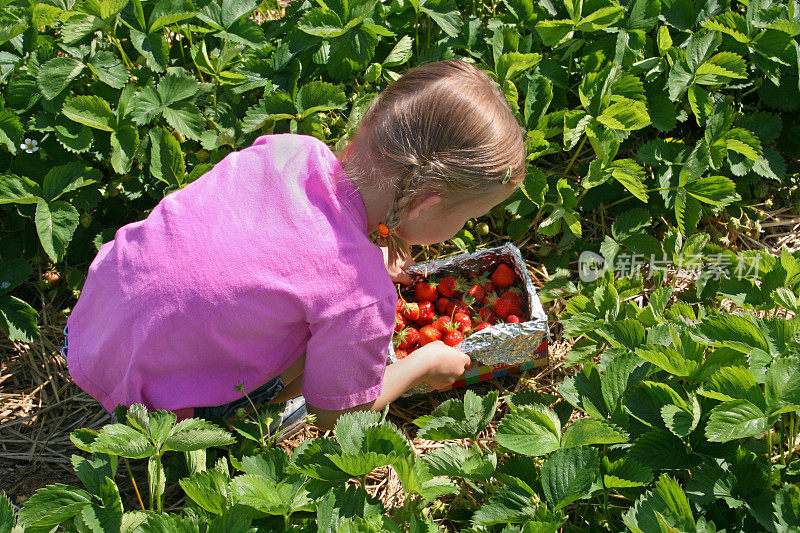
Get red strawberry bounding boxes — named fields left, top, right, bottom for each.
left=507, top=315, right=521, bottom=323
left=484, top=281, right=496, bottom=295
left=453, top=312, right=472, bottom=333
left=402, top=301, right=420, bottom=321
left=438, top=276, right=462, bottom=298
left=419, top=325, right=442, bottom=345
left=396, top=298, right=405, bottom=313
left=417, top=301, right=435, bottom=325
left=477, top=304, right=497, bottom=323
left=395, top=327, right=420, bottom=350
left=433, top=316, right=452, bottom=335
left=473, top=321, right=492, bottom=332
left=446, top=300, right=470, bottom=317
left=443, top=328, right=464, bottom=347
left=436, top=297, right=450, bottom=314
left=492, top=263, right=516, bottom=289
left=466, top=284, right=485, bottom=305
left=493, top=294, right=522, bottom=320
left=395, top=349, right=409, bottom=359
left=502, top=288, right=525, bottom=306
left=414, top=281, right=439, bottom=302
left=395, top=313, right=407, bottom=333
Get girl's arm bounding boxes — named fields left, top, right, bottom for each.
left=306, top=341, right=470, bottom=430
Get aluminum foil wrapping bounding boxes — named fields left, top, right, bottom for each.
left=387, top=243, right=550, bottom=394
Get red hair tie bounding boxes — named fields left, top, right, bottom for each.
left=377, top=223, right=392, bottom=238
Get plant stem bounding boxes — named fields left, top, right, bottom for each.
left=602, top=187, right=678, bottom=210
left=243, top=392, right=267, bottom=446
left=564, top=135, right=587, bottom=178
left=768, top=428, right=773, bottom=478
left=124, top=457, right=146, bottom=511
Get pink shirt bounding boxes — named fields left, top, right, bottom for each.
left=66, top=134, right=396, bottom=420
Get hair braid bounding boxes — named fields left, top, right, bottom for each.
left=380, top=162, right=423, bottom=265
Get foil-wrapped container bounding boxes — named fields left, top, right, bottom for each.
left=388, top=243, right=550, bottom=395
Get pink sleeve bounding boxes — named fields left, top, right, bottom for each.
left=301, top=295, right=396, bottom=411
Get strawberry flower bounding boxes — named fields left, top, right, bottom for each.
left=20, top=138, right=38, bottom=153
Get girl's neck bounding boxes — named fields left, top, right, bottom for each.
left=339, top=156, right=395, bottom=235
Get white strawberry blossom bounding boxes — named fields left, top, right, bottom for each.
left=20, top=138, right=38, bottom=153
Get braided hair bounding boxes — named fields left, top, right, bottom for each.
left=337, top=59, right=527, bottom=266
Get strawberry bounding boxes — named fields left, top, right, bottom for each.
left=433, top=316, right=452, bottom=335
left=446, top=300, right=470, bottom=317
left=396, top=298, right=405, bottom=314
left=395, top=313, right=407, bottom=333
left=453, top=312, right=472, bottom=333
left=395, top=349, right=409, bottom=359
left=507, top=315, right=521, bottom=323
left=466, top=283, right=485, bottom=305
left=436, top=297, right=450, bottom=314
left=493, top=294, right=522, bottom=320
left=491, top=263, right=516, bottom=289
left=402, top=301, right=420, bottom=321
left=484, top=281, right=496, bottom=295
left=419, top=325, right=442, bottom=345
left=473, top=321, right=492, bottom=332
left=417, top=301, right=435, bottom=325
left=502, top=288, right=525, bottom=306
left=443, top=327, right=464, bottom=347
left=395, top=327, right=420, bottom=350
left=438, top=276, right=462, bottom=298
left=414, top=281, right=439, bottom=302
left=477, top=304, right=497, bottom=323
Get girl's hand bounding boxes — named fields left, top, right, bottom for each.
left=382, top=246, right=415, bottom=285
left=410, top=341, right=471, bottom=390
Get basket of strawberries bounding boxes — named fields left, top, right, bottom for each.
left=388, top=243, right=549, bottom=395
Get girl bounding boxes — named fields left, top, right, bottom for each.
left=63, top=59, right=526, bottom=433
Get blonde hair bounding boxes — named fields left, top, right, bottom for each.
left=338, top=59, right=526, bottom=264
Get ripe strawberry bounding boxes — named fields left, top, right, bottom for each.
left=453, top=312, right=472, bottom=333
left=502, top=288, right=525, bottom=306
left=507, top=315, right=521, bottom=323
left=438, top=276, right=462, bottom=298
left=493, top=294, right=522, bottom=320
left=473, top=321, right=492, bottom=332
left=477, top=304, right=497, bottom=323
left=395, top=349, right=409, bottom=359
left=492, top=263, right=516, bottom=289
left=414, top=281, right=439, bottom=302
left=402, top=301, right=420, bottom=321
left=436, top=297, right=450, bottom=314
left=443, top=328, right=464, bottom=347
left=417, top=301, right=435, bottom=325
left=419, top=325, right=442, bottom=345
left=484, top=281, right=496, bottom=295
left=446, top=300, right=470, bottom=317
left=466, top=283, right=485, bottom=305
left=395, top=327, right=420, bottom=350
left=395, top=313, right=407, bottom=333
left=396, top=298, right=405, bottom=314
left=433, top=316, right=452, bottom=335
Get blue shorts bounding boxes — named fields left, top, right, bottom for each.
left=60, top=325, right=285, bottom=421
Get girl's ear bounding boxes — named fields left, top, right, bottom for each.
left=404, top=193, right=443, bottom=221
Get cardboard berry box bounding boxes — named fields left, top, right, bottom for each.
left=388, top=243, right=550, bottom=396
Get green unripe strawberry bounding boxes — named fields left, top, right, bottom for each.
left=476, top=222, right=490, bottom=235
left=80, top=213, right=92, bottom=228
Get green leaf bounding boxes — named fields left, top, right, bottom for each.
left=296, top=81, right=347, bottom=118
left=242, top=92, right=296, bottom=132
left=495, top=404, right=561, bottom=456
left=535, top=19, right=574, bottom=46
left=624, top=475, right=696, bottom=533
left=0, top=174, right=43, bottom=204
left=62, top=96, right=117, bottom=132
left=16, top=484, right=93, bottom=528
left=764, top=357, right=800, bottom=415
left=626, top=0, right=661, bottom=31
left=88, top=50, right=129, bottom=89
left=149, top=128, right=185, bottom=187
left=706, top=400, right=770, bottom=442
left=635, top=345, right=697, bottom=376
left=290, top=438, right=350, bottom=482
left=0, top=260, right=31, bottom=295
left=178, top=470, right=229, bottom=515
left=383, top=35, right=413, bottom=67
left=609, top=159, right=648, bottom=202
left=471, top=485, right=541, bottom=526
left=603, top=457, right=652, bottom=489
left=79, top=477, right=123, bottom=532
left=163, top=418, right=235, bottom=452
left=327, top=451, right=396, bottom=477
left=414, top=390, right=499, bottom=440
left=541, top=447, right=599, bottom=510
left=37, top=57, right=84, bottom=100
left=148, top=0, right=198, bottom=33
left=661, top=399, right=700, bottom=437
left=596, top=99, right=650, bottom=130
left=695, top=52, right=747, bottom=84
left=92, top=424, right=155, bottom=458
left=297, top=8, right=346, bottom=37
left=0, top=109, right=23, bottom=155
left=419, top=0, right=462, bottom=38
left=6, top=74, right=41, bottom=112
left=158, top=68, right=201, bottom=105
left=35, top=200, right=80, bottom=263
left=0, top=295, right=40, bottom=342
left=576, top=6, right=624, bottom=32
left=130, top=29, right=169, bottom=72
left=111, top=126, right=140, bottom=175
left=629, top=429, right=700, bottom=470
left=0, top=492, right=14, bottom=533
left=496, top=52, right=541, bottom=84
left=690, top=315, right=770, bottom=354
left=685, top=175, right=739, bottom=205
left=162, top=103, right=205, bottom=141
left=42, top=162, right=101, bottom=202
left=334, top=410, right=381, bottom=454
left=560, top=418, right=627, bottom=448
left=774, top=483, right=800, bottom=530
